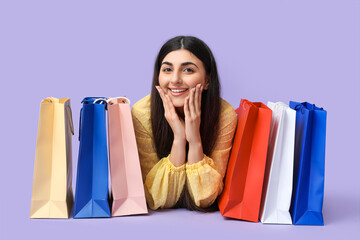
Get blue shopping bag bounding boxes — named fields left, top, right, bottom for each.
left=289, top=101, right=327, bottom=225
left=73, top=97, right=111, bottom=218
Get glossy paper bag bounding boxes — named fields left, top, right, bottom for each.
left=107, top=97, right=148, bottom=216
left=73, top=97, right=111, bottom=218
left=289, top=101, right=326, bottom=225
left=30, top=97, right=74, bottom=218
left=218, top=99, right=272, bottom=222
left=260, top=102, right=296, bottom=224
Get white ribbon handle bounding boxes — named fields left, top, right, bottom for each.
left=93, top=98, right=108, bottom=104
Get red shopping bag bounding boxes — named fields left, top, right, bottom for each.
left=218, top=99, right=272, bottom=222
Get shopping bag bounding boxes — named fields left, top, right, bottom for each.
left=259, top=102, right=296, bottom=224
left=218, top=99, right=272, bottom=222
left=73, top=97, right=111, bottom=218
left=30, top=97, right=74, bottom=218
left=289, top=101, right=326, bottom=225
left=107, top=97, right=148, bottom=216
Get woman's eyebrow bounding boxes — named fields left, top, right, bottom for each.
left=181, top=62, right=199, bottom=69
left=161, top=61, right=173, bottom=66
left=161, top=61, right=199, bottom=69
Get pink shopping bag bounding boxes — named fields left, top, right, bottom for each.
left=107, top=97, right=148, bottom=216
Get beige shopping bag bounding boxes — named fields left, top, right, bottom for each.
left=30, top=97, right=74, bottom=218
left=107, top=97, right=148, bottom=216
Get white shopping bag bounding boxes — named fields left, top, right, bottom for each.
left=260, top=102, right=296, bottom=224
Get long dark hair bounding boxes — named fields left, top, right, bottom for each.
left=150, top=36, right=221, bottom=211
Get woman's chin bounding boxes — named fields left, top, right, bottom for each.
left=173, top=103, right=185, bottom=108
left=169, top=97, right=185, bottom=108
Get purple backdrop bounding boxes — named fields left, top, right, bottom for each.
left=1, top=0, right=359, bottom=239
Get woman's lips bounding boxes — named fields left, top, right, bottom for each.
left=169, top=88, right=188, bottom=96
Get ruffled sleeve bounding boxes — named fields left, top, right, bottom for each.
left=144, top=156, right=186, bottom=210
left=185, top=101, right=237, bottom=208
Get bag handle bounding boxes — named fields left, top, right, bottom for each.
left=93, top=98, right=108, bottom=104
left=107, top=96, right=131, bottom=105
left=45, top=97, right=54, bottom=103
left=241, top=99, right=251, bottom=110
left=65, top=105, right=74, bottom=135
left=295, top=103, right=306, bottom=114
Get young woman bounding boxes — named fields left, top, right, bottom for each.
left=131, top=36, right=237, bottom=211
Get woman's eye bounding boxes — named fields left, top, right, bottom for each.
left=162, top=68, right=172, bottom=72
left=184, top=68, right=194, bottom=73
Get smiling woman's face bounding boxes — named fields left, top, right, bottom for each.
left=158, top=49, right=208, bottom=109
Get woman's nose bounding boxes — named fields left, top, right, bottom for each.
left=170, top=70, right=182, bottom=85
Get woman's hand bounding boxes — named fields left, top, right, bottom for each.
left=156, top=86, right=186, bottom=141
left=184, top=84, right=203, bottom=144
left=185, top=84, right=205, bottom=164
left=156, top=84, right=204, bottom=165
left=156, top=86, right=186, bottom=167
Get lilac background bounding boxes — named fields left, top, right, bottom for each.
left=1, top=0, right=359, bottom=239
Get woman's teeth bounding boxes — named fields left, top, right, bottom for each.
left=170, top=89, right=187, bottom=93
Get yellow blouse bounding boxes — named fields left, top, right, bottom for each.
left=131, top=95, right=237, bottom=210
